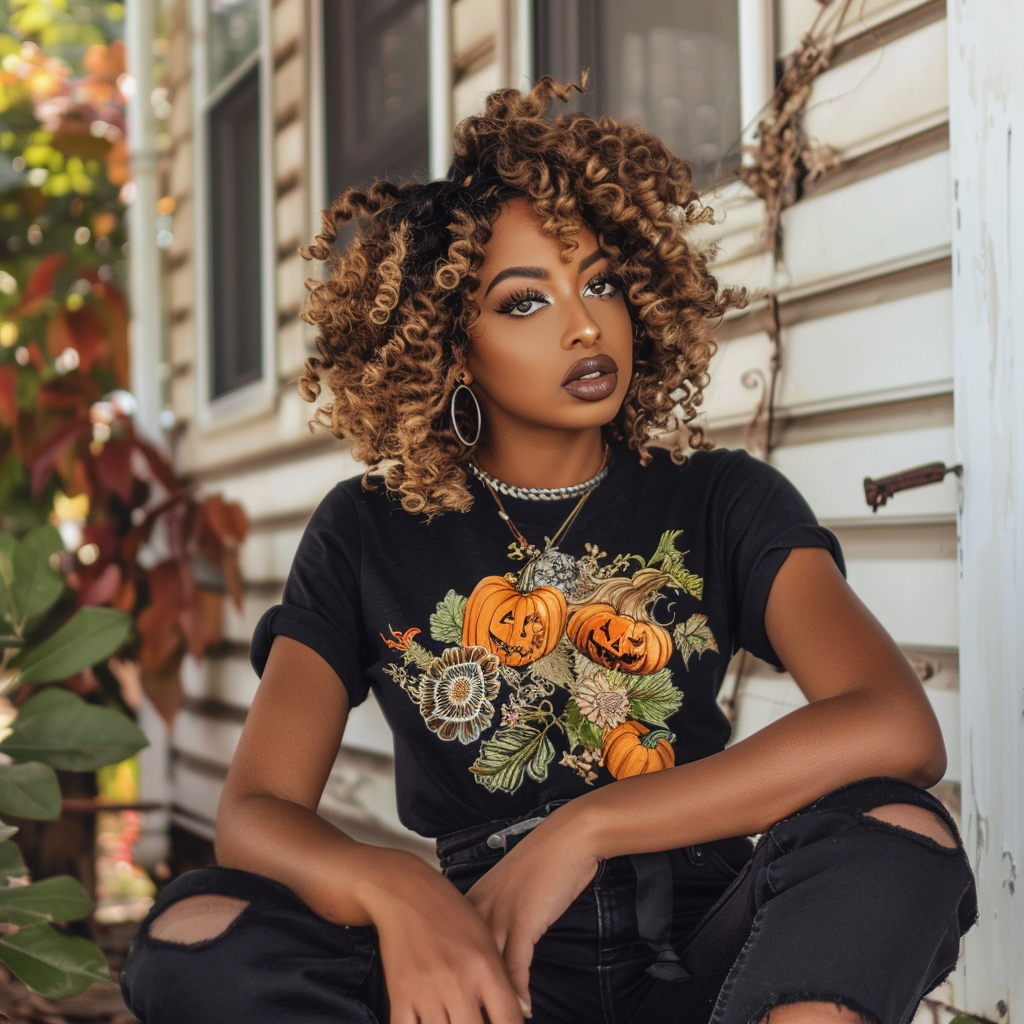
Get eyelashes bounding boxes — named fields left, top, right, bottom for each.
left=496, top=275, right=622, bottom=318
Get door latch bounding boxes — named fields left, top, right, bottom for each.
left=863, top=462, right=962, bottom=512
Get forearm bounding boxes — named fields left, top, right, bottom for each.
left=557, top=683, right=946, bottom=860
left=215, top=790, right=433, bottom=927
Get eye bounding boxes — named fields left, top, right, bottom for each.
left=583, top=275, right=620, bottom=300
left=496, top=288, right=550, bottom=318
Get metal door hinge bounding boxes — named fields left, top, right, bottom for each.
left=864, top=462, right=962, bottom=512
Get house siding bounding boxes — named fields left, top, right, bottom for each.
left=158, top=0, right=967, bottom=909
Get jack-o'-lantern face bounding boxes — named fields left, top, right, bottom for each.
left=567, top=603, right=672, bottom=674
left=587, top=616, right=647, bottom=668
left=463, top=575, right=567, bottom=667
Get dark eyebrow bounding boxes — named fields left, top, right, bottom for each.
left=483, top=249, right=608, bottom=298
left=484, top=265, right=546, bottom=297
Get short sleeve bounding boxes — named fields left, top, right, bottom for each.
left=714, top=450, right=846, bottom=669
left=249, top=484, right=371, bottom=707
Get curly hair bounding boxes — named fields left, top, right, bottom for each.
left=298, top=74, right=745, bottom=517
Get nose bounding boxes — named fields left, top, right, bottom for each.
left=561, top=298, right=600, bottom=350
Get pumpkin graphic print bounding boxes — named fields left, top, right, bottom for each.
left=381, top=530, right=720, bottom=794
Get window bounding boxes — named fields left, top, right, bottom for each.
left=534, top=0, right=742, bottom=189
left=322, top=0, right=430, bottom=201
left=208, top=69, right=262, bottom=395
left=192, top=0, right=275, bottom=418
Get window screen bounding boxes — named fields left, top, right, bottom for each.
left=322, top=0, right=430, bottom=200
left=208, top=66, right=263, bottom=397
left=534, top=0, right=742, bottom=189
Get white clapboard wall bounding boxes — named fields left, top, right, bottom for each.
left=159, top=0, right=504, bottom=857
left=703, top=0, right=961, bottom=825
left=159, top=0, right=960, bottom=855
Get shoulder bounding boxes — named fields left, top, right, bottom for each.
left=638, top=443, right=782, bottom=492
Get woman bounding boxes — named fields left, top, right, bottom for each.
left=119, top=76, right=976, bottom=1024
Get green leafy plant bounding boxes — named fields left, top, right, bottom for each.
left=0, top=521, right=147, bottom=998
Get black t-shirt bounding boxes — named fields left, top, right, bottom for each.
left=250, top=444, right=844, bottom=838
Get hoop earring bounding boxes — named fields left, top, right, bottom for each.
left=450, top=382, right=482, bottom=447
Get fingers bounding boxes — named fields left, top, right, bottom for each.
left=501, top=933, right=535, bottom=1019
left=479, top=972, right=529, bottom=1024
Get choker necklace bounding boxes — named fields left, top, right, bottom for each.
left=474, top=443, right=610, bottom=560
left=469, top=444, right=610, bottom=502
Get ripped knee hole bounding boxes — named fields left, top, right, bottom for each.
left=863, top=802, right=958, bottom=849
left=148, top=894, right=250, bottom=945
left=761, top=1000, right=868, bottom=1024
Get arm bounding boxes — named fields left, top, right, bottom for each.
left=468, top=546, right=946, bottom=1006
left=558, top=545, right=946, bottom=852
left=216, top=634, right=524, bottom=1024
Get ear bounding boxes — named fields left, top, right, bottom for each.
left=458, top=368, right=474, bottom=386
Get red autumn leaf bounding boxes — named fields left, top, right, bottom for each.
left=81, top=562, right=122, bottom=607
left=63, top=671, right=101, bottom=698
left=146, top=560, right=187, bottom=616
left=110, top=577, right=137, bottom=614
left=177, top=589, right=225, bottom=659
left=12, top=254, right=64, bottom=318
left=140, top=660, right=184, bottom=727
left=0, top=365, right=16, bottom=425
left=202, top=495, right=249, bottom=549
left=30, top=419, right=89, bottom=498
left=80, top=522, right=119, bottom=564
left=45, top=309, right=73, bottom=358
left=137, top=602, right=184, bottom=675
left=46, top=305, right=107, bottom=374
left=222, top=549, right=244, bottom=612
left=26, top=340, right=46, bottom=372
left=36, top=374, right=100, bottom=412
left=134, top=436, right=180, bottom=493
left=95, top=437, right=133, bottom=504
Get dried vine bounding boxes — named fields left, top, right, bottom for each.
left=728, top=0, right=857, bottom=465
left=721, top=0, right=856, bottom=721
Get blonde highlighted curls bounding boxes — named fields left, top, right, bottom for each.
left=299, top=73, right=745, bottom=517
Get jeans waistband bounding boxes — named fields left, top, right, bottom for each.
left=435, top=800, right=572, bottom=871
left=434, top=799, right=690, bottom=982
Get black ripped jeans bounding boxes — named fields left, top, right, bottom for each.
left=119, top=778, right=977, bottom=1024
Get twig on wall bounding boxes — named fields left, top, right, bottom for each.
left=731, top=0, right=855, bottom=459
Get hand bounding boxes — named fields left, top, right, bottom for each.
left=367, top=856, right=526, bottom=1024
left=466, top=808, right=600, bottom=1016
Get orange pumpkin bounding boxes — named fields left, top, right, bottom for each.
left=566, top=603, right=672, bottom=674
left=603, top=721, right=676, bottom=779
left=462, top=574, right=567, bottom=667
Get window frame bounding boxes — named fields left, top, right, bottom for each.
left=189, top=0, right=278, bottom=428
left=310, top=0, right=437, bottom=219
left=530, top=0, right=773, bottom=197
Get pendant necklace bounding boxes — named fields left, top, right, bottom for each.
left=473, top=442, right=609, bottom=562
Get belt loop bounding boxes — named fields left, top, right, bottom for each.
left=629, top=852, right=690, bottom=982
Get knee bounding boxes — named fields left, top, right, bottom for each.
left=864, top=802, right=958, bottom=849
left=759, top=1002, right=867, bottom=1024
left=147, top=894, right=250, bottom=945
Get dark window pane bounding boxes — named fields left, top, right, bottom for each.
left=209, top=66, right=263, bottom=398
left=534, top=0, right=741, bottom=189
left=323, top=0, right=429, bottom=199
left=209, top=0, right=260, bottom=90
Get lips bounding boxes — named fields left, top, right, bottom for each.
left=561, top=354, right=619, bottom=401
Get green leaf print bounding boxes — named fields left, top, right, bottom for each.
left=673, top=614, right=720, bottom=669
left=429, top=591, right=468, bottom=645
left=621, top=669, right=683, bottom=727
left=565, top=699, right=604, bottom=753
left=470, top=724, right=556, bottom=793
left=401, top=640, right=434, bottom=671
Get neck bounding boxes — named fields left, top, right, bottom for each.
left=474, top=428, right=607, bottom=490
